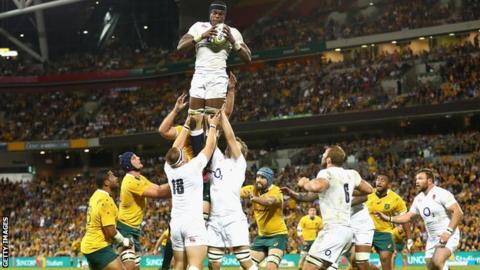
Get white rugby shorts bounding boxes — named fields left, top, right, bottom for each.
left=170, top=218, right=208, bottom=251
left=189, top=71, right=228, bottom=100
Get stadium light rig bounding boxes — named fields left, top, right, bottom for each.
left=391, top=40, right=397, bottom=44
left=419, top=37, right=425, bottom=40
left=335, top=48, right=341, bottom=52
left=84, top=149, right=90, bottom=153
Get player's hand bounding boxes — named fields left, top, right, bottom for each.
left=152, top=249, right=158, bottom=255
left=280, top=186, right=294, bottom=195
left=406, top=239, right=414, bottom=253
left=227, top=72, right=237, bottom=91
left=375, top=211, right=390, bottom=221
left=438, top=231, right=451, bottom=247
left=174, top=92, right=188, bottom=113
left=222, top=25, right=236, bottom=44
left=201, top=27, right=217, bottom=40
left=207, top=111, right=221, bottom=127
left=122, top=238, right=132, bottom=249
left=297, top=177, right=309, bottom=188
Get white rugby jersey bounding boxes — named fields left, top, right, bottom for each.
left=164, top=153, right=208, bottom=221
left=409, top=185, right=459, bottom=237
left=316, top=167, right=361, bottom=226
left=187, top=22, right=244, bottom=71
left=209, top=148, right=247, bottom=222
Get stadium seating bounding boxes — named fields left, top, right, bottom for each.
left=2, top=132, right=478, bottom=256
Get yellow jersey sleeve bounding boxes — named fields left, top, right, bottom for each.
left=124, top=174, right=153, bottom=196
left=99, top=197, right=117, bottom=227
left=240, top=185, right=254, bottom=199
left=394, top=194, right=408, bottom=214
left=175, top=125, right=193, bottom=160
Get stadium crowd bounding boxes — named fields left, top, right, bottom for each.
left=0, top=0, right=478, bottom=76
left=1, top=42, right=479, bottom=142
left=2, top=131, right=479, bottom=257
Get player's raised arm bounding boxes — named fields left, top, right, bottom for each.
left=224, top=72, right=237, bottom=118
left=356, top=179, right=374, bottom=195
left=200, top=112, right=221, bottom=159
left=223, top=25, right=251, bottom=63
left=142, top=183, right=171, bottom=199
left=297, top=176, right=329, bottom=193
left=220, top=109, right=241, bottom=158
left=177, top=26, right=216, bottom=52
left=158, top=93, right=188, bottom=140
left=172, top=116, right=191, bottom=149
left=280, top=186, right=317, bottom=202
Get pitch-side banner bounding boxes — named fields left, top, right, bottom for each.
left=7, top=252, right=480, bottom=267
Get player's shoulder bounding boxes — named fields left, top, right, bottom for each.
left=269, top=185, right=281, bottom=192
left=388, top=189, right=403, bottom=200
left=191, top=21, right=210, bottom=29
left=432, top=185, right=452, bottom=196
left=241, top=184, right=254, bottom=191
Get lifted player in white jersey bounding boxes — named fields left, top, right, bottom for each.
left=207, top=109, right=257, bottom=270
left=163, top=113, right=220, bottom=270
left=376, top=168, right=464, bottom=270
left=177, top=1, right=251, bottom=129
left=296, top=145, right=373, bottom=270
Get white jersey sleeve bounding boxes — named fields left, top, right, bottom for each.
left=230, top=27, right=244, bottom=44
left=191, top=152, right=208, bottom=171
left=409, top=196, right=420, bottom=215
left=349, top=169, right=362, bottom=187
left=210, top=147, right=224, bottom=171
left=438, top=188, right=457, bottom=208
left=316, top=169, right=330, bottom=181
left=187, top=22, right=203, bottom=37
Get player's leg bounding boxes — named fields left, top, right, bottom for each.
left=299, top=241, right=314, bottom=270
left=161, top=239, right=174, bottom=270
left=250, top=236, right=267, bottom=266
left=371, top=232, right=394, bottom=270
left=185, top=245, right=207, bottom=270
left=430, top=247, right=452, bottom=270
left=232, top=245, right=258, bottom=270
left=207, top=247, right=225, bottom=270
left=400, top=248, right=408, bottom=270
left=84, top=246, right=122, bottom=270
left=71, top=252, right=75, bottom=266
left=265, top=234, right=288, bottom=270
left=354, top=244, right=373, bottom=270
left=173, top=250, right=187, bottom=270
left=103, top=258, right=124, bottom=270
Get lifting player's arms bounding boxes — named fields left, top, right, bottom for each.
left=117, top=152, right=171, bottom=270
left=241, top=167, right=288, bottom=270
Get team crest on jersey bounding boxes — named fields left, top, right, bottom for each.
left=213, top=168, right=223, bottom=180
left=384, top=204, right=390, bottom=210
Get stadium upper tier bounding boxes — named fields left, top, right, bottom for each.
left=1, top=131, right=478, bottom=256
left=0, top=42, right=479, bottom=142
left=0, top=0, right=478, bottom=76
